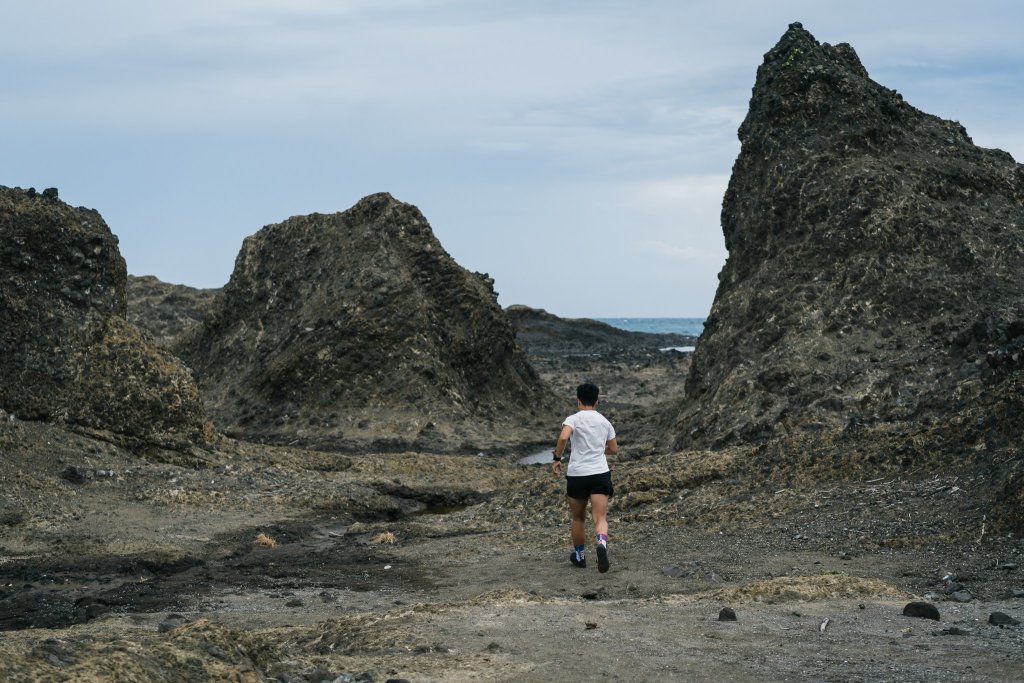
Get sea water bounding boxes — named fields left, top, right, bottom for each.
left=595, top=317, right=704, bottom=353
left=594, top=317, right=705, bottom=338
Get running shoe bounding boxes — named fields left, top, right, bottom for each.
left=570, top=551, right=586, bottom=569
left=596, top=544, right=610, bottom=573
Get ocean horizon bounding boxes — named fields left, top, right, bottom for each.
left=594, top=317, right=705, bottom=338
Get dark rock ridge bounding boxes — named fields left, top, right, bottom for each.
left=127, top=275, right=219, bottom=349
left=506, top=305, right=696, bottom=358
left=0, top=186, right=214, bottom=448
left=174, top=193, right=558, bottom=451
left=673, top=23, right=1024, bottom=450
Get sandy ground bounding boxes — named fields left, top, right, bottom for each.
left=1, top=403, right=1022, bottom=682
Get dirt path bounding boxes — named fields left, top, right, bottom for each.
left=1, top=421, right=1022, bottom=681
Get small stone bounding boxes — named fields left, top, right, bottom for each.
left=158, top=614, right=189, bottom=633
left=485, top=642, right=501, bottom=652
left=903, top=602, right=940, bottom=620
left=1008, top=588, right=1024, bottom=598
left=949, top=590, right=973, bottom=603
left=285, top=598, right=303, bottom=607
left=718, top=607, right=737, bottom=622
left=936, top=626, right=971, bottom=636
left=943, top=582, right=964, bottom=594
left=988, top=611, right=1020, bottom=627
left=663, top=564, right=684, bottom=578
left=204, top=644, right=229, bottom=661
left=61, top=466, right=90, bottom=485
left=581, top=587, right=605, bottom=600
left=999, top=563, right=1019, bottom=571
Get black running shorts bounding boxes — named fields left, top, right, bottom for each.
left=566, top=471, right=614, bottom=500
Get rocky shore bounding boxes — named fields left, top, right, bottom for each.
left=1, top=22, right=1022, bottom=683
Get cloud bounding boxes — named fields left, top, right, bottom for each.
left=3, top=1, right=1023, bottom=318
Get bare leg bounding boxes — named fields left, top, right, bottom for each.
left=590, top=494, right=609, bottom=539
left=567, top=496, right=588, bottom=547
left=590, top=494, right=611, bottom=572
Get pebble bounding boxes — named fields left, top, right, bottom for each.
left=663, top=564, right=684, bottom=578
left=936, top=626, right=971, bottom=636
left=949, top=590, right=973, bottom=603
left=988, top=611, right=1020, bottom=627
left=903, top=602, right=940, bottom=620
left=718, top=607, right=737, bottom=622
left=158, top=614, right=189, bottom=633
left=1008, top=588, right=1024, bottom=598
left=285, top=599, right=304, bottom=607
left=581, top=587, right=606, bottom=600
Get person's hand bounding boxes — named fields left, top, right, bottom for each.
left=551, top=459, right=561, bottom=477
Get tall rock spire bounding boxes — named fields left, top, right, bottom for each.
left=672, top=23, right=1024, bottom=449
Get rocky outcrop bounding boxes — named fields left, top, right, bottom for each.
left=673, top=23, right=1024, bottom=449
left=175, top=193, right=558, bottom=451
left=127, top=275, right=219, bottom=349
left=0, top=186, right=214, bottom=447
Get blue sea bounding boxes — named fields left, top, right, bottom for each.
left=595, top=317, right=705, bottom=338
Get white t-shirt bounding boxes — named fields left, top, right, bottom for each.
left=563, top=409, right=615, bottom=477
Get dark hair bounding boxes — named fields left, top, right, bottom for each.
left=576, top=383, right=600, bottom=406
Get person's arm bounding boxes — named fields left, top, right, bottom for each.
left=551, top=424, right=573, bottom=476
left=605, top=437, right=619, bottom=456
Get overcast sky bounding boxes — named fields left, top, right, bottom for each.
left=3, top=1, right=1022, bottom=317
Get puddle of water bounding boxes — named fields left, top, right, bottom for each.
left=518, top=451, right=556, bottom=466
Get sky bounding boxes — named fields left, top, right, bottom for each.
left=2, top=1, right=1022, bottom=317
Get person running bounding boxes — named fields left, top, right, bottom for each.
left=551, top=382, right=618, bottom=573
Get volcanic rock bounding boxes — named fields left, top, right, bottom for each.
left=903, top=602, right=940, bottom=621
left=127, top=275, right=219, bottom=349
left=672, top=23, right=1024, bottom=448
left=174, top=193, right=557, bottom=451
left=0, top=186, right=214, bottom=448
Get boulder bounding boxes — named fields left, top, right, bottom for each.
left=0, top=185, right=214, bottom=448
left=175, top=193, right=557, bottom=451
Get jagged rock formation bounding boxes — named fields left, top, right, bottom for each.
left=175, top=193, right=558, bottom=451
left=674, top=23, right=1024, bottom=449
left=127, top=275, right=219, bottom=348
left=0, top=186, right=214, bottom=448
left=506, top=305, right=696, bottom=358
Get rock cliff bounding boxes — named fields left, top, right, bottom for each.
left=0, top=186, right=213, bottom=448
left=175, top=193, right=558, bottom=451
left=673, top=23, right=1024, bottom=449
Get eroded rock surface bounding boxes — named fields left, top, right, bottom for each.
left=175, top=193, right=558, bottom=451
left=127, top=275, right=219, bottom=348
left=674, top=23, right=1024, bottom=449
left=0, top=186, right=213, bottom=448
